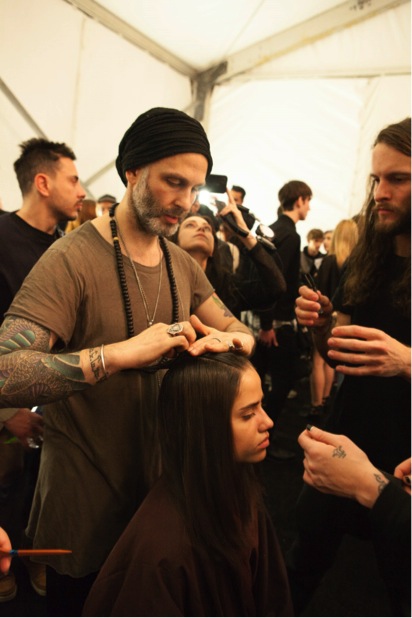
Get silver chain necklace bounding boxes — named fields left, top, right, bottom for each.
left=114, top=213, right=163, bottom=327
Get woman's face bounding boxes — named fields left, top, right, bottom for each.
left=177, top=216, right=215, bottom=257
left=323, top=231, right=333, bottom=253
left=231, top=367, right=274, bottom=463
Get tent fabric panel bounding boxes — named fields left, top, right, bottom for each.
left=0, top=0, right=192, bottom=208
left=207, top=75, right=410, bottom=239
left=247, top=3, right=411, bottom=79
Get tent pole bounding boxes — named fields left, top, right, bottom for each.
left=190, top=62, right=227, bottom=128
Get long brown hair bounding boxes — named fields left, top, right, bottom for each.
left=343, top=118, right=411, bottom=314
left=158, top=353, right=263, bottom=566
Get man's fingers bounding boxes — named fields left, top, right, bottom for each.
left=189, top=314, right=209, bottom=337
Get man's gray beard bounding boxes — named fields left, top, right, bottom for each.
left=129, top=175, right=180, bottom=237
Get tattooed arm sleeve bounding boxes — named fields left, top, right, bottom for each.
left=0, top=317, right=106, bottom=409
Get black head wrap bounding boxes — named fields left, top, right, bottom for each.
left=116, top=107, right=213, bottom=186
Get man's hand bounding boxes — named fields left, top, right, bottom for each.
left=102, top=320, right=198, bottom=374
left=187, top=315, right=254, bottom=356
left=393, top=457, right=411, bottom=495
left=295, top=285, right=333, bottom=328
left=298, top=425, right=388, bottom=508
left=258, top=328, right=278, bottom=347
left=327, top=325, right=411, bottom=380
left=219, top=191, right=256, bottom=249
left=4, top=408, right=44, bottom=449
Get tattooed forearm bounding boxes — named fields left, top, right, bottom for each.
left=332, top=445, right=346, bottom=458
left=0, top=317, right=93, bottom=408
left=43, top=353, right=85, bottom=381
left=89, top=347, right=108, bottom=383
left=0, top=317, right=51, bottom=354
left=0, top=349, right=88, bottom=408
left=373, top=473, right=389, bottom=495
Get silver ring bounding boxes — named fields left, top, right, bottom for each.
left=167, top=323, right=183, bottom=337
left=227, top=341, right=243, bottom=352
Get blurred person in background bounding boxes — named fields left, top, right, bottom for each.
left=322, top=229, right=333, bottom=254
left=300, top=228, right=325, bottom=280
left=0, top=137, right=85, bottom=602
left=65, top=199, right=97, bottom=232
left=96, top=194, right=117, bottom=216
left=302, top=218, right=359, bottom=419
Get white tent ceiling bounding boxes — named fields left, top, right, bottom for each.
left=0, top=0, right=410, bottom=240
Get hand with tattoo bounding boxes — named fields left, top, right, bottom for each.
left=298, top=425, right=390, bottom=508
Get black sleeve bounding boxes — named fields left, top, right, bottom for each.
left=257, top=229, right=301, bottom=329
left=229, top=243, right=286, bottom=315
left=369, top=480, right=411, bottom=609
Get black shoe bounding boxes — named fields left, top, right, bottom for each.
left=266, top=445, right=296, bottom=461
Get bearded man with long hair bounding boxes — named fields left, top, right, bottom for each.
left=291, top=117, right=411, bottom=617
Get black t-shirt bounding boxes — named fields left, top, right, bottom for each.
left=258, top=214, right=301, bottom=327
left=328, top=254, right=411, bottom=471
left=0, top=212, right=62, bottom=318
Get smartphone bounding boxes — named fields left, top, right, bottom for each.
left=205, top=174, right=227, bottom=194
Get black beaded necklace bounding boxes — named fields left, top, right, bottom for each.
left=109, top=203, right=180, bottom=339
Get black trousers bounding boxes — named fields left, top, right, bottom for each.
left=46, top=567, right=98, bottom=617
left=251, top=325, right=299, bottom=423
left=286, top=484, right=410, bottom=617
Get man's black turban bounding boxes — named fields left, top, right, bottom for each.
left=116, top=107, right=213, bottom=186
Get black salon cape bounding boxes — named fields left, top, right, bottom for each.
left=83, top=478, right=293, bottom=617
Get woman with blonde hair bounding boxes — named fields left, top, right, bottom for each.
left=306, top=219, right=359, bottom=418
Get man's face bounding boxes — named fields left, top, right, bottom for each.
left=231, top=190, right=244, bottom=205
left=371, top=142, right=411, bottom=237
left=128, top=153, right=208, bottom=236
left=323, top=231, right=333, bottom=253
left=97, top=201, right=114, bottom=216
left=307, top=237, right=323, bottom=255
left=47, top=157, right=85, bottom=221
left=297, top=196, right=311, bottom=221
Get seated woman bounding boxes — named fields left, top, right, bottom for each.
left=83, top=353, right=293, bottom=617
left=173, top=194, right=286, bottom=318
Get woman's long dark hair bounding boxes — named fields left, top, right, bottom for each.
left=158, top=352, right=263, bottom=566
left=343, top=117, right=411, bottom=315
